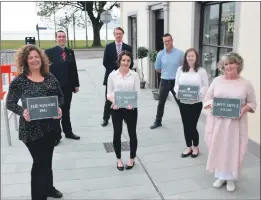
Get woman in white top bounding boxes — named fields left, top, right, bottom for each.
left=174, top=48, right=209, bottom=158
left=107, top=51, right=140, bottom=171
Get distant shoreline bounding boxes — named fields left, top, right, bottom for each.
left=1, top=28, right=116, bottom=41
left=0, top=40, right=113, bottom=50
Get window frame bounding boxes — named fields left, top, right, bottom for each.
left=199, top=1, right=235, bottom=79
left=130, top=16, right=138, bottom=59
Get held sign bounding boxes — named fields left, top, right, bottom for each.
left=26, top=96, right=59, bottom=120
left=212, top=97, right=242, bottom=118
left=177, top=85, right=199, bottom=100
left=114, top=91, right=137, bottom=108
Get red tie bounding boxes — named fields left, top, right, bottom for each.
left=62, top=50, right=66, bottom=61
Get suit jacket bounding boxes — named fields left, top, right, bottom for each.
left=103, top=42, right=133, bottom=85
left=45, top=46, right=80, bottom=92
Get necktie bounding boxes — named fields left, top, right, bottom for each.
left=62, top=49, right=66, bottom=61
left=117, top=43, right=121, bottom=57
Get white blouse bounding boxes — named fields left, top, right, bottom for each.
left=107, top=69, right=140, bottom=99
left=174, top=66, right=209, bottom=104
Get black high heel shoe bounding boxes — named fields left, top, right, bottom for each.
left=125, top=161, right=135, bottom=170
left=181, top=149, right=192, bottom=158
left=191, top=148, right=199, bottom=158
left=117, top=162, right=124, bottom=171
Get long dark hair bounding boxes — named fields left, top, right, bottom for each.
left=182, top=48, right=200, bottom=72
left=117, top=50, right=133, bottom=68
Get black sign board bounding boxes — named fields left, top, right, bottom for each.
left=114, top=91, right=138, bottom=108
left=212, top=97, right=242, bottom=118
left=26, top=96, right=59, bottom=120
left=177, top=85, right=200, bottom=100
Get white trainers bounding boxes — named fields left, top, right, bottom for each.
left=213, top=179, right=226, bottom=188
left=226, top=180, right=236, bottom=192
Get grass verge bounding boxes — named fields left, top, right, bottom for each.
left=0, top=40, right=113, bottom=50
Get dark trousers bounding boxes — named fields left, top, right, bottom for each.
left=103, top=85, right=112, bottom=121
left=179, top=102, right=203, bottom=147
left=60, top=86, right=73, bottom=136
left=155, top=79, right=179, bottom=123
left=25, top=133, right=55, bottom=200
left=111, top=108, right=138, bottom=159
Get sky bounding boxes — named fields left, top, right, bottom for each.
left=1, top=2, right=39, bottom=31
left=1, top=2, right=120, bottom=32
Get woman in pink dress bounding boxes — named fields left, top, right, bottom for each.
left=203, top=52, right=257, bottom=192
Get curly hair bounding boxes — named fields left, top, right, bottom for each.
left=217, top=52, right=244, bottom=74
left=182, top=48, right=201, bottom=72
left=116, top=50, right=133, bottom=68
left=15, top=44, right=50, bottom=76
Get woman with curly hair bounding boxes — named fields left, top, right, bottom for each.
left=203, top=52, right=257, bottom=192
left=6, top=45, right=64, bottom=200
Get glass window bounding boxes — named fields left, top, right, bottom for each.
left=131, top=17, right=137, bottom=37
left=130, top=17, right=137, bottom=59
left=217, top=47, right=233, bottom=76
left=220, top=2, right=235, bottom=46
left=132, top=38, right=137, bottom=59
left=202, top=4, right=219, bottom=45
left=202, top=46, right=218, bottom=83
left=200, top=2, right=235, bottom=83
left=219, top=47, right=233, bottom=59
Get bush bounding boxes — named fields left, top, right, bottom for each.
left=136, top=47, right=149, bottom=82
left=137, top=47, right=149, bottom=59
left=149, top=50, right=158, bottom=63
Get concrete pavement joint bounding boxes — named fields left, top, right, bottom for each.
left=83, top=67, right=104, bottom=100
left=122, top=132, right=165, bottom=200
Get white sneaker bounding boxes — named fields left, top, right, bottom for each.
left=213, top=179, right=226, bottom=188
left=226, top=180, right=236, bottom=192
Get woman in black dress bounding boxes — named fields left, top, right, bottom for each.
left=6, top=45, right=64, bottom=200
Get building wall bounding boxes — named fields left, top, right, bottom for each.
left=235, top=2, right=260, bottom=144
left=121, top=2, right=150, bottom=82
left=121, top=2, right=260, bottom=144
left=169, top=2, right=195, bottom=51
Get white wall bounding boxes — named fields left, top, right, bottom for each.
left=169, top=2, right=195, bottom=51
left=121, top=2, right=150, bottom=83
left=235, top=2, right=260, bottom=144
left=121, top=2, right=197, bottom=84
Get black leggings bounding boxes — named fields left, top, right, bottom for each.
left=179, top=102, right=202, bottom=147
left=111, top=108, right=138, bottom=159
left=25, top=133, right=56, bottom=200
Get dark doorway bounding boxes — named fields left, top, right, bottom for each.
left=155, top=19, right=164, bottom=52
left=154, top=12, right=164, bottom=88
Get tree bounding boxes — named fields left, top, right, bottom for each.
left=38, top=8, right=79, bottom=48
left=37, top=1, right=120, bottom=47
left=56, top=14, right=73, bottom=47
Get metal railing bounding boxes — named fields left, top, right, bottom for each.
left=1, top=61, right=19, bottom=146
left=1, top=51, right=17, bottom=86
left=1, top=51, right=16, bottom=65
left=3, top=92, right=19, bottom=146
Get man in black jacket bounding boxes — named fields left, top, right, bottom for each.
left=101, top=27, right=133, bottom=127
left=45, top=30, right=80, bottom=145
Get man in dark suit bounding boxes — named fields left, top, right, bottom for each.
left=101, top=27, right=133, bottom=127
left=45, top=30, right=80, bottom=146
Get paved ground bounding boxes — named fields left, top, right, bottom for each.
left=1, top=57, right=260, bottom=199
